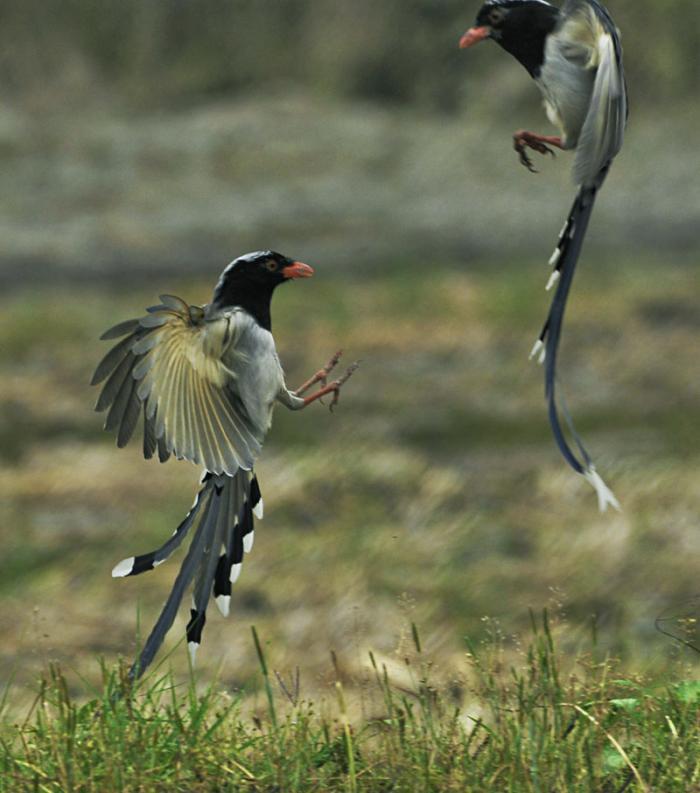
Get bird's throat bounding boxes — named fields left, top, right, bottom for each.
left=214, top=281, right=275, bottom=331
left=496, top=4, right=559, bottom=78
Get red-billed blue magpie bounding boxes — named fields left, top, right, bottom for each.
left=460, top=0, right=627, bottom=510
left=92, top=251, right=358, bottom=678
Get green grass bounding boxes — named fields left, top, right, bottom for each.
left=1, top=617, right=698, bottom=792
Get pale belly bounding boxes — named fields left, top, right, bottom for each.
left=536, top=38, right=595, bottom=149
left=226, top=322, right=284, bottom=433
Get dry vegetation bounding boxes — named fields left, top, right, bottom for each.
left=1, top=242, right=699, bottom=716
left=1, top=621, right=699, bottom=791
left=0, top=3, right=699, bottom=785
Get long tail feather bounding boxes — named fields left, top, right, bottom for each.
left=122, top=470, right=261, bottom=679
left=112, top=479, right=211, bottom=578
left=187, top=484, right=228, bottom=663
left=535, top=183, right=620, bottom=511
left=542, top=186, right=596, bottom=474
left=129, top=492, right=214, bottom=680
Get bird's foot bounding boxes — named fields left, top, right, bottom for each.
left=513, top=130, right=562, bottom=173
left=295, top=350, right=343, bottom=396
left=327, top=361, right=360, bottom=412
left=300, top=361, right=360, bottom=411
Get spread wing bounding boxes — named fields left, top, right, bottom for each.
left=560, top=0, right=627, bottom=186
left=92, top=296, right=263, bottom=475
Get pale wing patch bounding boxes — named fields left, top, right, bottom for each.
left=538, top=4, right=601, bottom=147
left=557, top=1, right=626, bottom=185
left=558, top=3, right=602, bottom=63
left=94, top=298, right=265, bottom=475
left=137, top=311, right=261, bottom=474
left=573, top=30, right=626, bottom=186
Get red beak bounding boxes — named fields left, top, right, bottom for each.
left=459, top=26, right=491, bottom=49
left=281, top=261, right=314, bottom=279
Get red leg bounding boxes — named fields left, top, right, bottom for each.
left=295, top=350, right=343, bottom=396
left=513, top=130, right=564, bottom=173
left=300, top=362, right=359, bottom=412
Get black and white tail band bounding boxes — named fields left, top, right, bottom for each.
left=529, top=183, right=620, bottom=512
left=117, top=470, right=263, bottom=679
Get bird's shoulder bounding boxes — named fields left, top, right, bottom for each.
left=556, top=0, right=621, bottom=67
left=205, top=304, right=278, bottom=366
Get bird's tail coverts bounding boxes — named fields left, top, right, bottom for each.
left=533, top=182, right=620, bottom=511
left=121, top=470, right=262, bottom=680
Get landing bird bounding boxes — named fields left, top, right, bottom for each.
left=460, top=0, right=627, bottom=510
left=92, top=251, right=358, bottom=679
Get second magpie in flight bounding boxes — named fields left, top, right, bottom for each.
left=460, top=0, right=627, bottom=509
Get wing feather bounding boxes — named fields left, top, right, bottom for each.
left=93, top=298, right=265, bottom=474
left=573, top=28, right=626, bottom=186
left=100, top=318, right=140, bottom=341
left=118, top=379, right=142, bottom=448
left=96, top=352, right=134, bottom=413
left=159, top=294, right=190, bottom=312
left=182, top=361, right=196, bottom=463
left=157, top=432, right=170, bottom=464
left=143, top=409, right=157, bottom=459
left=105, top=363, right=135, bottom=432
left=560, top=0, right=627, bottom=186
left=198, top=378, right=227, bottom=473
left=91, top=334, right=134, bottom=386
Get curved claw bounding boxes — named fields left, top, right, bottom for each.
left=295, top=350, right=345, bottom=399
left=513, top=131, right=560, bottom=173
left=318, top=350, right=344, bottom=403
left=320, top=350, right=343, bottom=399
left=518, top=149, right=538, bottom=173
left=328, top=362, right=360, bottom=413
left=325, top=350, right=343, bottom=374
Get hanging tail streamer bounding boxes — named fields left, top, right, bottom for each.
left=116, top=470, right=263, bottom=680
left=532, top=176, right=620, bottom=512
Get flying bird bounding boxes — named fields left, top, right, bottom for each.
left=92, top=251, right=358, bottom=679
left=460, top=0, right=627, bottom=510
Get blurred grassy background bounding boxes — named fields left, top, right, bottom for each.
left=1, top=0, right=699, bottom=712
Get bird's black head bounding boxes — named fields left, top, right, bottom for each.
left=460, top=0, right=559, bottom=78
left=211, top=250, right=314, bottom=330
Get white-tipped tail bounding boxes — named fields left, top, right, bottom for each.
left=529, top=339, right=546, bottom=365
left=188, top=641, right=199, bottom=667
left=243, top=531, right=255, bottom=553
left=548, top=248, right=561, bottom=267
left=229, top=563, right=242, bottom=584
left=112, top=557, right=135, bottom=578
left=546, top=270, right=560, bottom=291
left=584, top=466, right=621, bottom=513
left=253, top=499, right=264, bottom=520
left=216, top=595, right=231, bottom=618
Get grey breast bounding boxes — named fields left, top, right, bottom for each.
left=537, top=33, right=595, bottom=149
left=221, top=311, right=284, bottom=434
